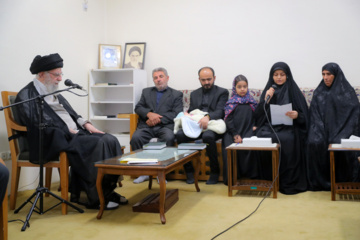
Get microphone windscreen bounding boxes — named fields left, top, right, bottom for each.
left=64, top=79, right=73, bottom=87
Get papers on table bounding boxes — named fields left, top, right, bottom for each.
left=227, top=142, right=277, bottom=148
left=177, top=143, right=207, bottom=150
left=340, top=135, right=360, bottom=148
left=120, top=158, right=158, bottom=164
left=242, top=136, right=273, bottom=146
left=270, top=103, right=293, bottom=126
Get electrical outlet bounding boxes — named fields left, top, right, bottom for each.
left=0, top=152, right=7, bottom=160
left=0, top=151, right=11, bottom=160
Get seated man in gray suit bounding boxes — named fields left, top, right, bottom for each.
left=130, top=67, right=183, bottom=183
left=176, top=67, right=229, bottom=184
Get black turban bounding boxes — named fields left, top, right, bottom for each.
left=128, top=46, right=141, bottom=56
left=29, top=53, right=63, bottom=74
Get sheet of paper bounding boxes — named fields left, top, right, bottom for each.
left=119, top=158, right=158, bottom=164
left=270, top=103, right=293, bottom=126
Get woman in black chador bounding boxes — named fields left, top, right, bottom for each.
left=306, top=62, right=360, bottom=191
left=254, top=62, right=309, bottom=194
left=222, top=75, right=258, bottom=185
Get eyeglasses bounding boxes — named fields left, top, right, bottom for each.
left=47, top=71, right=64, bottom=77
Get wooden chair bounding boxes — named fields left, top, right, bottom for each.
left=0, top=158, right=8, bottom=240
left=1, top=91, right=70, bottom=215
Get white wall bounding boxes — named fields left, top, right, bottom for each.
left=0, top=0, right=359, bottom=191
left=107, top=0, right=360, bottom=90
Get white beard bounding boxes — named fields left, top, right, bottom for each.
left=43, top=76, right=59, bottom=93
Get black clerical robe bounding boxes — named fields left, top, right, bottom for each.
left=15, top=82, right=122, bottom=206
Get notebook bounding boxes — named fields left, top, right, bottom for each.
left=177, top=143, right=207, bottom=150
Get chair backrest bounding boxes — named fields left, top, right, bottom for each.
left=1, top=91, right=29, bottom=162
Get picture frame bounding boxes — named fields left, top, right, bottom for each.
left=123, top=42, right=146, bottom=69
left=98, top=44, right=122, bottom=69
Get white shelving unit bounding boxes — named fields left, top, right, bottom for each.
left=89, top=69, right=147, bottom=153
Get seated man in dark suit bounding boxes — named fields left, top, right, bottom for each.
left=176, top=67, right=229, bottom=184
left=130, top=67, right=183, bottom=183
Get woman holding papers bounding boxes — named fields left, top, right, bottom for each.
left=222, top=75, right=258, bottom=185
left=306, top=63, right=360, bottom=191
left=254, top=62, right=309, bottom=194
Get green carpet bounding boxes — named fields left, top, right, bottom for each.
left=6, top=176, right=360, bottom=240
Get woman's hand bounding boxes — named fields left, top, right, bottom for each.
left=264, top=87, right=276, bottom=103
left=234, top=135, right=242, bottom=143
left=285, top=110, right=298, bottom=119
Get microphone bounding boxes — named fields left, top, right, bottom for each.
left=64, top=79, right=85, bottom=90
left=265, top=84, right=277, bottom=103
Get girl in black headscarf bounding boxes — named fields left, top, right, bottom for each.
left=306, top=62, right=360, bottom=191
left=222, top=75, right=258, bottom=185
left=254, top=62, right=309, bottom=194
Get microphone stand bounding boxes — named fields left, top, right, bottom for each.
left=0, top=87, right=85, bottom=231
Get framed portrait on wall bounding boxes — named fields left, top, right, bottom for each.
left=123, top=42, right=146, bottom=69
left=98, top=44, right=122, bottom=69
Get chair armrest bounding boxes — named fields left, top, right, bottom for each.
left=9, top=121, right=26, bottom=132
left=129, top=113, right=139, bottom=140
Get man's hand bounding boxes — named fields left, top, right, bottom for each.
left=146, top=112, right=163, bottom=127
left=198, top=115, right=210, bottom=129
left=69, top=128, right=79, bottom=134
left=84, top=122, right=105, bottom=134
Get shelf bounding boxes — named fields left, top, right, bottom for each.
left=91, top=118, right=129, bottom=121
left=89, top=68, right=146, bottom=144
left=90, top=101, right=134, bottom=104
left=91, top=85, right=133, bottom=88
left=91, top=68, right=142, bottom=73
left=91, top=114, right=131, bottom=120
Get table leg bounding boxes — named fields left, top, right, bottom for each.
left=330, top=151, right=336, bottom=201
left=277, top=150, right=280, bottom=192
left=158, top=172, right=166, bottom=224
left=194, top=153, right=201, bottom=192
left=233, top=150, right=237, bottom=186
left=148, top=176, right=153, bottom=190
left=272, top=150, right=277, bottom=199
left=227, top=149, right=233, bottom=197
left=96, top=169, right=105, bottom=219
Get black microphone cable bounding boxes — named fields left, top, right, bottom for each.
left=67, top=89, right=88, bottom=97
left=211, top=99, right=282, bottom=240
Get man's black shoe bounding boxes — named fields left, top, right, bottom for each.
left=206, top=174, right=219, bottom=185
left=186, top=172, right=195, bottom=184
left=107, top=192, right=128, bottom=205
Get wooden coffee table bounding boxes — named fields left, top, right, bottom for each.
left=226, top=143, right=280, bottom=198
left=95, top=147, right=201, bottom=224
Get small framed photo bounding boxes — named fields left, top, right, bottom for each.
left=123, top=42, right=146, bottom=69
left=98, top=44, right=122, bottom=69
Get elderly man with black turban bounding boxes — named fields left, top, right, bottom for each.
left=15, top=53, right=127, bottom=210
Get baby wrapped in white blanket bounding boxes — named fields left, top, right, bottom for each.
left=173, top=109, right=226, bottom=138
